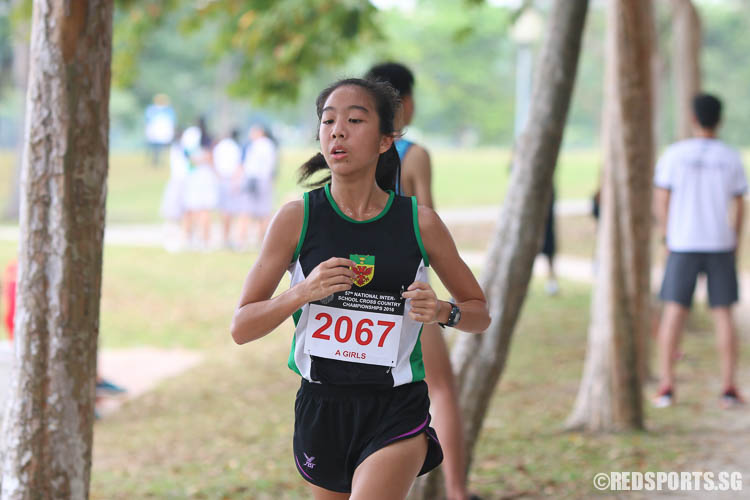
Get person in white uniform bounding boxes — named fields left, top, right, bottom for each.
left=213, top=129, right=247, bottom=248
left=183, top=119, right=219, bottom=250
left=652, top=93, right=747, bottom=410
left=243, top=125, right=278, bottom=244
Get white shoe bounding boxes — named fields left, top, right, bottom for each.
left=545, top=279, right=559, bottom=296
left=651, top=388, right=674, bottom=408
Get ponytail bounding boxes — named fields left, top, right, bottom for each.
left=297, top=152, right=331, bottom=188
left=297, top=143, right=401, bottom=192
left=375, top=142, right=401, bottom=192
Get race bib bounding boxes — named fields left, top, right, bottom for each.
left=304, top=289, right=404, bottom=367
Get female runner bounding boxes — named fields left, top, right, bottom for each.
left=231, top=78, right=490, bottom=499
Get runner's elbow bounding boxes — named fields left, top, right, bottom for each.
left=470, top=305, right=491, bottom=333
left=230, top=312, right=255, bottom=345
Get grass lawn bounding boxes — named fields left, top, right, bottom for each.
left=0, top=147, right=597, bottom=224
left=2, top=239, right=721, bottom=499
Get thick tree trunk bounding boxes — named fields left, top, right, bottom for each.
left=566, top=0, right=654, bottom=432
left=0, top=2, right=113, bottom=499
left=443, top=0, right=588, bottom=480
left=650, top=4, right=665, bottom=150
left=671, top=0, right=701, bottom=140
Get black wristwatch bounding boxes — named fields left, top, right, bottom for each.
left=439, top=303, right=461, bottom=328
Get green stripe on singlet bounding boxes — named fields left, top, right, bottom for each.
left=324, top=183, right=395, bottom=224
left=292, top=192, right=310, bottom=263
left=287, top=308, right=303, bottom=376
left=409, top=325, right=425, bottom=382
left=411, top=196, right=429, bottom=266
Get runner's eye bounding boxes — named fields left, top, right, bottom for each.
left=349, top=118, right=363, bottom=124
left=322, top=119, right=334, bottom=125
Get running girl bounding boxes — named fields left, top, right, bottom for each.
left=231, top=78, right=490, bottom=499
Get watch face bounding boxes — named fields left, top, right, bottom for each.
left=447, top=304, right=461, bottom=327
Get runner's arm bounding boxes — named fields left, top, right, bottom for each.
left=401, top=145, right=434, bottom=209
left=415, top=206, right=489, bottom=333
left=231, top=201, right=305, bottom=344
left=230, top=201, right=356, bottom=344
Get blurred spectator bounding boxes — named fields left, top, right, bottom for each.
left=213, top=129, right=247, bottom=249
left=540, top=188, right=559, bottom=296
left=144, top=94, right=176, bottom=166
left=182, top=117, right=219, bottom=250
left=243, top=125, right=278, bottom=245
left=160, top=129, right=190, bottom=252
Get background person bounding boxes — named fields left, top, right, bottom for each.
left=652, top=93, right=747, bottom=409
left=365, top=61, right=475, bottom=500
left=213, top=128, right=246, bottom=249
left=144, top=93, right=176, bottom=166
left=182, top=117, right=219, bottom=250
left=242, top=125, right=278, bottom=245
left=160, top=128, right=190, bottom=252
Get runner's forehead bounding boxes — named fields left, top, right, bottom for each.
left=322, top=86, right=376, bottom=114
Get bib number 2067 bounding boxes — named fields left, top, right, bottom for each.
left=311, top=312, right=396, bottom=347
left=304, top=303, right=403, bottom=367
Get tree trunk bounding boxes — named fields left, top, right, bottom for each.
left=650, top=3, right=665, bottom=150
left=671, top=0, right=701, bottom=140
left=427, top=0, right=589, bottom=487
left=0, top=2, right=113, bottom=498
left=566, top=0, right=654, bottom=432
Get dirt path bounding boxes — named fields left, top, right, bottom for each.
left=651, top=325, right=750, bottom=499
left=96, top=347, right=203, bottom=416
left=0, top=343, right=203, bottom=418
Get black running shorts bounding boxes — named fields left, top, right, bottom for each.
left=659, top=251, right=738, bottom=308
left=292, top=379, right=443, bottom=493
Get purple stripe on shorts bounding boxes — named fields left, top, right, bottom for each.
left=295, top=454, right=314, bottom=481
left=383, top=415, right=429, bottom=445
left=425, top=428, right=440, bottom=444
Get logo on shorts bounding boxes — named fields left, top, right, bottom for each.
left=350, top=254, right=375, bottom=287
left=304, top=453, right=316, bottom=469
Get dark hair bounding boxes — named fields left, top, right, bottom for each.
left=197, top=116, right=212, bottom=148
left=692, top=93, right=722, bottom=129
left=365, top=62, right=415, bottom=97
left=298, top=78, right=402, bottom=191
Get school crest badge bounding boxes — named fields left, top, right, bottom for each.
left=350, top=254, right=375, bottom=287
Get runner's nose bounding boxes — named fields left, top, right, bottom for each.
left=331, top=122, right=345, bottom=139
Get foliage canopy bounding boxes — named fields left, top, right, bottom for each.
left=114, top=0, right=382, bottom=103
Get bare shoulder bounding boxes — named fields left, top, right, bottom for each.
left=402, top=143, right=431, bottom=171
left=271, top=199, right=304, bottom=227
left=265, top=198, right=305, bottom=251
left=416, top=204, right=445, bottom=239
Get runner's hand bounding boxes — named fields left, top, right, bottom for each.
left=301, top=257, right=356, bottom=303
left=402, top=281, right=440, bottom=324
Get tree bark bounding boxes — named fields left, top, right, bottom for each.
left=566, top=0, right=654, bottom=432
left=0, top=2, right=113, bottom=498
left=671, top=0, right=701, bottom=140
left=441, top=0, right=588, bottom=481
